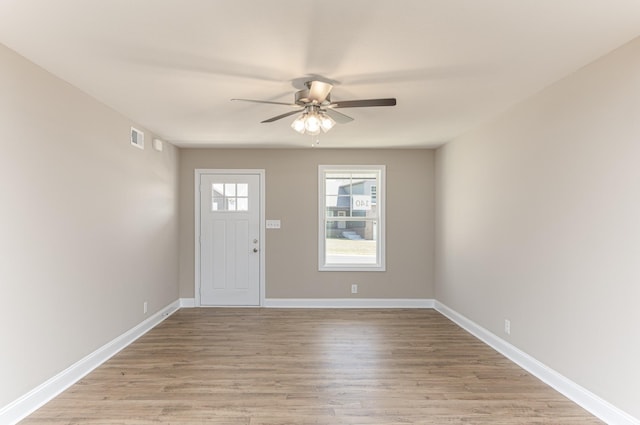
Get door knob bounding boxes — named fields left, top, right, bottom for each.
left=253, top=248, right=259, bottom=253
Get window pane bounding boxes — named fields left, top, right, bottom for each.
left=225, top=183, right=236, bottom=196
left=325, top=195, right=338, bottom=214
left=237, top=183, right=248, bottom=197
left=212, top=196, right=224, bottom=211
left=326, top=177, right=351, bottom=197
left=237, top=197, right=248, bottom=211
left=325, top=220, right=377, bottom=265
left=326, top=195, right=351, bottom=217
left=326, top=195, right=339, bottom=205
left=212, top=183, right=224, bottom=197
left=227, top=197, right=237, bottom=211
left=352, top=195, right=372, bottom=211
left=334, top=195, right=351, bottom=216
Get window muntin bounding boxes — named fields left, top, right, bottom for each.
left=319, top=165, right=385, bottom=271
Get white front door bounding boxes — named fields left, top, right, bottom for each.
left=199, top=173, right=261, bottom=306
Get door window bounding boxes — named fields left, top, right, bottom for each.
left=212, top=183, right=249, bottom=211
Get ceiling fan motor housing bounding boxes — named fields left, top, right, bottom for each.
left=295, top=88, right=331, bottom=106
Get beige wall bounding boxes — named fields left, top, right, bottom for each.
left=0, top=44, right=180, bottom=407
left=179, top=149, right=435, bottom=299
left=435, top=37, right=640, bottom=418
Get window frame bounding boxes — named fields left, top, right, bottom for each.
left=318, top=165, right=386, bottom=272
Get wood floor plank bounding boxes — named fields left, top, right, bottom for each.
left=21, top=309, right=602, bottom=424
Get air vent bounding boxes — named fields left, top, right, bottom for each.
left=130, top=127, right=144, bottom=149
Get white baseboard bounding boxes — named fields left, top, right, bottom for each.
left=264, top=298, right=435, bottom=308
left=180, top=297, right=196, bottom=308
left=434, top=301, right=639, bottom=425
left=0, top=300, right=181, bottom=425
left=181, top=297, right=433, bottom=309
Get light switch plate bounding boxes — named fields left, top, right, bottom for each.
left=266, top=220, right=281, bottom=229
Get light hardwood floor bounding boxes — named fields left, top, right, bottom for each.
left=22, top=308, right=602, bottom=424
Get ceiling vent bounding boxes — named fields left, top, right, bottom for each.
left=130, top=127, right=144, bottom=149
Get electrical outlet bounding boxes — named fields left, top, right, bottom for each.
left=351, top=284, right=358, bottom=294
left=504, top=319, right=511, bottom=335
left=143, top=301, right=148, bottom=314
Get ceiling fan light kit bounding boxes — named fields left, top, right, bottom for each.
left=291, top=105, right=336, bottom=136
left=232, top=80, right=396, bottom=138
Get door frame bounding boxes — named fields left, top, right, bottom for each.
left=194, top=169, right=266, bottom=307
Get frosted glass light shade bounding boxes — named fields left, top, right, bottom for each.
left=305, top=115, right=320, bottom=133
left=291, top=115, right=306, bottom=133
left=320, top=114, right=335, bottom=132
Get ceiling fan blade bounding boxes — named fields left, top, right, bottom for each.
left=330, top=98, right=397, bottom=108
left=232, top=98, right=297, bottom=107
left=261, top=109, right=304, bottom=123
left=308, top=81, right=333, bottom=103
left=324, top=108, right=353, bottom=124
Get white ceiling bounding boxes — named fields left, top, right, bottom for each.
left=2, top=0, right=640, bottom=148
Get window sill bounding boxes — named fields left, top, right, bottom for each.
left=319, top=265, right=386, bottom=272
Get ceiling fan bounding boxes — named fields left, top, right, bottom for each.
left=231, top=80, right=396, bottom=136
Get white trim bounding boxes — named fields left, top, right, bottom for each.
left=179, top=298, right=196, bottom=308
left=264, top=298, right=434, bottom=308
left=434, top=301, right=640, bottom=425
left=194, top=169, right=266, bottom=307
left=318, top=165, right=386, bottom=272
left=0, top=300, right=180, bottom=425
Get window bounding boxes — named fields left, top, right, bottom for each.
left=319, top=165, right=385, bottom=271
left=212, top=183, right=249, bottom=211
